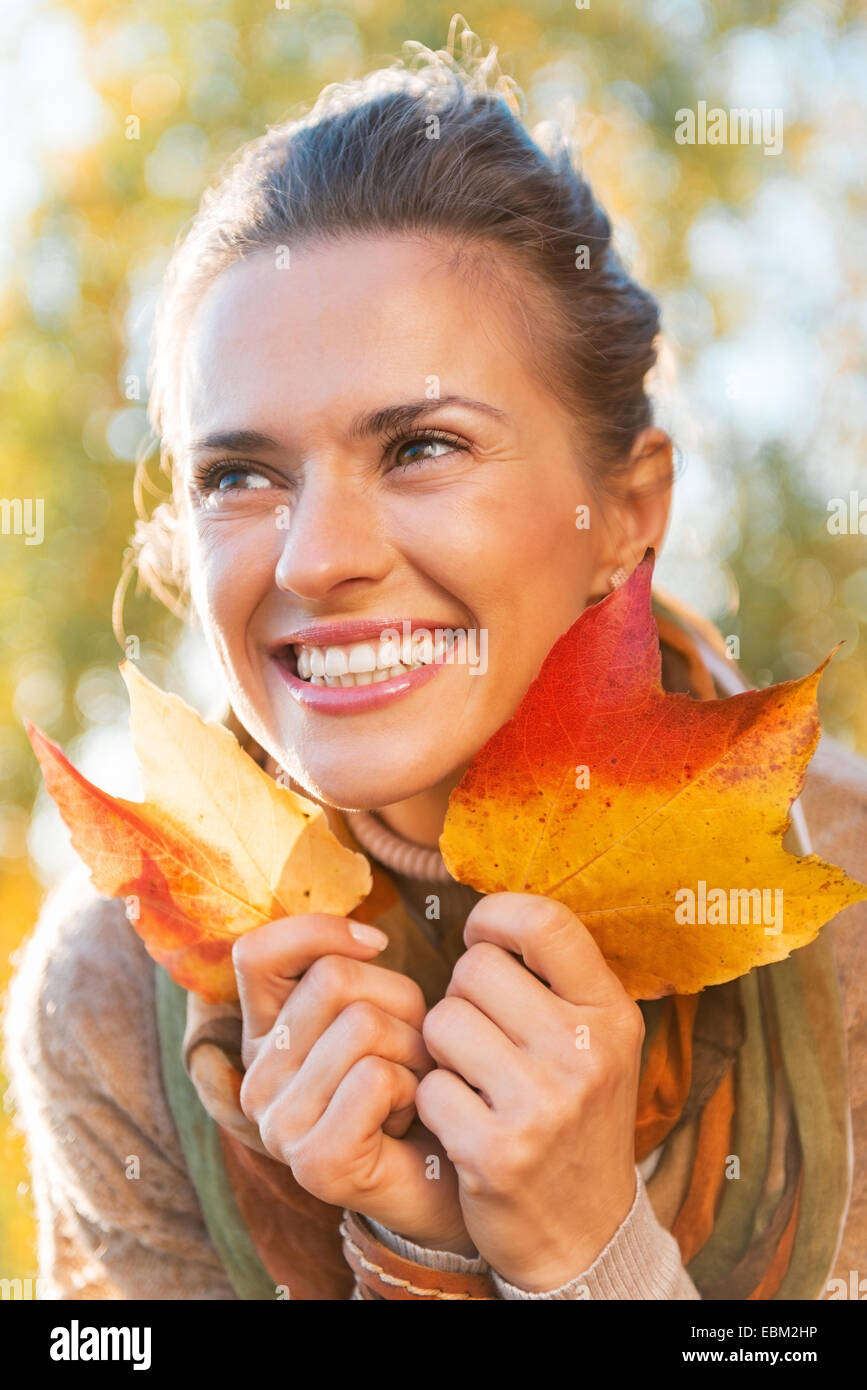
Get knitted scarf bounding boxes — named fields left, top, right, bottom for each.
left=154, top=595, right=851, bottom=1300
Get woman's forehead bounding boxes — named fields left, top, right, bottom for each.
left=177, top=238, right=534, bottom=446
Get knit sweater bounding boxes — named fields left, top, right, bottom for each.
left=4, top=730, right=867, bottom=1298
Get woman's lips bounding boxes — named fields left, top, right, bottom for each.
left=272, top=651, right=443, bottom=714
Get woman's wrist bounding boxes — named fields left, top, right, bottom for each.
left=486, top=1173, right=639, bottom=1293
left=402, top=1229, right=479, bottom=1259
left=367, top=1210, right=478, bottom=1259
left=364, top=1214, right=485, bottom=1266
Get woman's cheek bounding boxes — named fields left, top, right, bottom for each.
left=189, top=521, right=272, bottom=665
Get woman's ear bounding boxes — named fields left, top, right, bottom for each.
left=587, top=428, right=674, bottom=595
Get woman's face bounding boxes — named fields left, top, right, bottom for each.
left=178, top=235, right=649, bottom=816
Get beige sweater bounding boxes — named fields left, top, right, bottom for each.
left=3, top=732, right=866, bottom=1300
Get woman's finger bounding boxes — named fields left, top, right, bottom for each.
left=241, top=957, right=428, bottom=1101
left=254, top=1003, right=432, bottom=1139
left=270, top=954, right=427, bottom=1065
left=445, top=940, right=569, bottom=1053
left=422, top=994, right=532, bottom=1110
left=308, top=1055, right=419, bottom=1158
left=381, top=1104, right=417, bottom=1140
left=233, top=914, right=389, bottom=1049
left=463, top=893, right=626, bottom=1008
left=414, top=1065, right=491, bottom=1168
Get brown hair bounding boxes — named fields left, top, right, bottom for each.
left=117, top=15, right=663, bottom=638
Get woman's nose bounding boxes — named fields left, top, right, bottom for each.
left=273, top=475, right=393, bottom=600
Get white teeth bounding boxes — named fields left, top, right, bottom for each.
left=292, top=630, right=466, bottom=685
left=378, top=636, right=401, bottom=667
left=398, top=631, right=435, bottom=669
left=349, top=643, right=378, bottom=673
left=298, top=661, right=409, bottom=688
left=324, top=648, right=348, bottom=677
left=413, top=631, right=434, bottom=663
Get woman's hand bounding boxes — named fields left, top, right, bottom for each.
left=233, top=915, right=472, bottom=1252
left=415, top=892, right=645, bottom=1291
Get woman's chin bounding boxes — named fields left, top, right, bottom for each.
left=285, top=766, right=450, bottom=817
left=323, top=782, right=435, bottom=814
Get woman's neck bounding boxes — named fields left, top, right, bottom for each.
left=373, top=763, right=470, bottom=847
left=372, top=792, right=450, bottom=848
left=264, top=754, right=468, bottom=850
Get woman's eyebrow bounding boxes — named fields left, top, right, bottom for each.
left=187, top=428, right=282, bottom=457
left=186, top=397, right=510, bottom=459
left=348, top=396, right=509, bottom=440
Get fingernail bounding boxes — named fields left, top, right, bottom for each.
left=348, top=921, right=389, bottom=950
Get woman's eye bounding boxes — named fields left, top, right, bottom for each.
left=392, top=435, right=464, bottom=468
left=216, top=468, right=272, bottom=491
left=192, top=462, right=276, bottom=502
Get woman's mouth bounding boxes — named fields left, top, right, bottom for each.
left=277, top=630, right=459, bottom=686
left=270, top=628, right=463, bottom=715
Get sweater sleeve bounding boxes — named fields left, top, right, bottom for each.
left=366, top=1168, right=700, bottom=1300
left=2, top=873, right=237, bottom=1300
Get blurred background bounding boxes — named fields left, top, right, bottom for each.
left=1, top=0, right=865, bottom=1280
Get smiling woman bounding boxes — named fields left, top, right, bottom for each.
left=5, top=16, right=867, bottom=1305
left=129, top=35, right=671, bottom=834
left=166, top=231, right=671, bottom=829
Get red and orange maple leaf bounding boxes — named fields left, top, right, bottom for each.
left=440, top=554, right=867, bottom=996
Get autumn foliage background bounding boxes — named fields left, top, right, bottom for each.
left=1, top=0, right=866, bottom=1283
